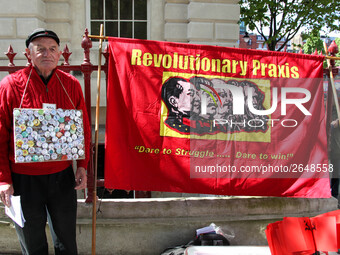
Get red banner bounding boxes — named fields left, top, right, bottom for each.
left=105, top=37, right=330, bottom=197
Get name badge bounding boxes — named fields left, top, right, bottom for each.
left=42, top=103, right=56, bottom=110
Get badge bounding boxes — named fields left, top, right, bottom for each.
left=27, top=140, right=35, bottom=147
left=16, top=140, right=23, bottom=148
left=33, top=119, right=40, bottom=126
left=25, top=155, right=32, bottom=162
left=32, top=155, right=39, bottom=162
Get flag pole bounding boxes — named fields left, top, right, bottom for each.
left=324, top=42, right=340, bottom=123
left=325, top=55, right=340, bottom=61
left=86, top=33, right=340, bottom=61
left=88, top=35, right=109, bottom=40
left=92, top=23, right=104, bottom=255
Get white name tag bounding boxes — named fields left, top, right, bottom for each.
left=42, top=103, right=56, bottom=110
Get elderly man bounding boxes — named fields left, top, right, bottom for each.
left=0, top=28, right=90, bottom=255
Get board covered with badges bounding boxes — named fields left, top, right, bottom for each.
left=13, top=108, right=85, bottom=163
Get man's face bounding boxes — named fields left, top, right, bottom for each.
left=190, top=84, right=201, bottom=116
left=26, top=37, right=61, bottom=76
left=205, top=93, right=217, bottom=119
left=176, top=80, right=192, bottom=116
left=216, top=89, right=233, bottom=118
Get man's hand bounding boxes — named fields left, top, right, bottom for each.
left=331, top=119, right=339, bottom=129
left=0, top=184, right=14, bottom=207
left=75, top=167, right=87, bottom=190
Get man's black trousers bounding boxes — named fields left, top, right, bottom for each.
left=12, top=165, right=78, bottom=255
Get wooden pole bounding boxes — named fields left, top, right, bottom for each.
left=325, top=55, right=340, bottom=61
left=88, top=34, right=109, bottom=40
left=324, top=42, right=340, bottom=123
left=91, top=24, right=104, bottom=255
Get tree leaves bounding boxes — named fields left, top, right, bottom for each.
left=239, top=0, right=340, bottom=51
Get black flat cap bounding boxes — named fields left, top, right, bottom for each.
left=25, top=28, right=60, bottom=48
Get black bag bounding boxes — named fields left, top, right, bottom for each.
left=161, top=233, right=229, bottom=254
left=193, top=233, right=230, bottom=246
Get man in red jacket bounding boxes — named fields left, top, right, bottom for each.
left=0, top=28, right=91, bottom=255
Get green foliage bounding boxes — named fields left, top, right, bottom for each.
left=239, top=0, right=340, bottom=51
left=302, top=32, right=329, bottom=68
left=303, top=31, right=324, bottom=55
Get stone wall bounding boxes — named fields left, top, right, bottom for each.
left=0, top=0, right=77, bottom=65
left=164, top=0, right=239, bottom=47
left=0, top=197, right=337, bottom=254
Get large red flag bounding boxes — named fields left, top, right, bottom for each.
left=105, top=37, right=330, bottom=197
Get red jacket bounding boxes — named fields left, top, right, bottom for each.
left=0, top=66, right=91, bottom=185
